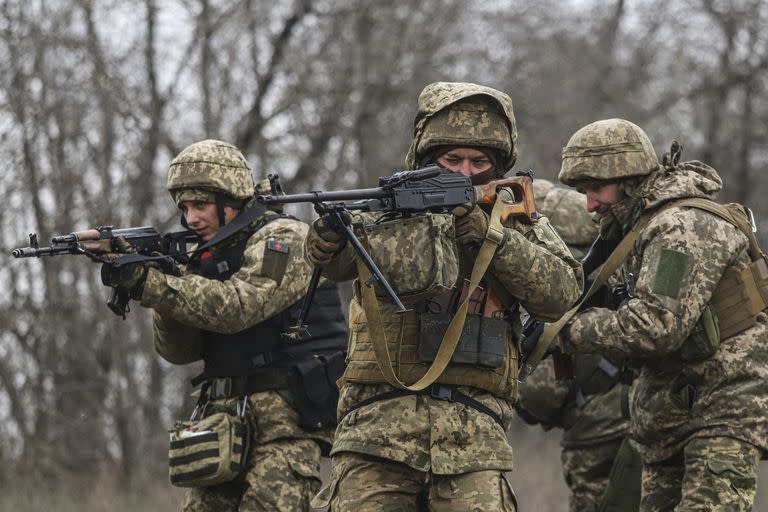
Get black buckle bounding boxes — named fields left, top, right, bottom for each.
left=252, top=353, right=273, bottom=368
left=209, top=378, right=232, bottom=399
left=429, top=384, right=454, bottom=402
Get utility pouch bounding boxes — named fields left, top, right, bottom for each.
left=361, top=213, right=458, bottom=303
left=679, top=304, right=720, bottom=361
left=168, top=404, right=250, bottom=488
left=597, top=437, right=643, bottom=512
left=292, top=351, right=345, bottom=431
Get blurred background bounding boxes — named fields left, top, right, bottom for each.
left=0, top=0, right=766, bottom=509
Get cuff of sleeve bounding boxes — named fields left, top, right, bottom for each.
left=139, top=267, right=166, bottom=308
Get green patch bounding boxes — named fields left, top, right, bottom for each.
left=261, top=236, right=290, bottom=284
left=652, top=248, right=690, bottom=299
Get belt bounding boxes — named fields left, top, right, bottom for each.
left=344, top=384, right=505, bottom=429
left=197, top=371, right=295, bottom=400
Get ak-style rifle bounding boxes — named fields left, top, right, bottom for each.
left=12, top=226, right=196, bottom=317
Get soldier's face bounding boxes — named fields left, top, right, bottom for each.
left=180, top=201, right=239, bottom=241
left=584, top=183, right=622, bottom=214
left=437, top=148, right=493, bottom=177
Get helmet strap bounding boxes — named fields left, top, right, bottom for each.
left=215, top=193, right=227, bottom=227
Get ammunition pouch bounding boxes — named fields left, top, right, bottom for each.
left=360, top=213, right=459, bottom=303
left=169, top=403, right=250, bottom=487
left=417, top=312, right=506, bottom=368
left=678, top=304, right=720, bottom=361
left=292, top=351, right=345, bottom=430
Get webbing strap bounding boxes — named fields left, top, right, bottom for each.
left=356, top=193, right=509, bottom=391
left=520, top=211, right=655, bottom=379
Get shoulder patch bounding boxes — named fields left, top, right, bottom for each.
left=652, top=248, right=690, bottom=299
left=267, top=237, right=290, bottom=254
left=262, top=236, right=290, bottom=284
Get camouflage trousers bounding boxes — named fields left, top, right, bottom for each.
left=561, top=438, right=626, bottom=512
left=640, top=436, right=760, bottom=512
left=180, top=437, right=322, bottom=512
left=312, top=452, right=517, bottom=511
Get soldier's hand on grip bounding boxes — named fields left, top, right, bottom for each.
left=306, top=216, right=346, bottom=266
left=453, top=205, right=489, bottom=246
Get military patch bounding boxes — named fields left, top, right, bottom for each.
left=262, top=237, right=290, bottom=284
left=652, top=248, right=690, bottom=299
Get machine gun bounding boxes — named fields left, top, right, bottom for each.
left=12, top=226, right=197, bottom=317
left=258, top=165, right=537, bottom=339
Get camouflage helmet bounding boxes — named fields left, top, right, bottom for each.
left=559, top=118, right=659, bottom=187
left=167, top=139, right=255, bottom=205
left=405, top=82, right=518, bottom=172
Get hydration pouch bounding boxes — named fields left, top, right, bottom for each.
left=679, top=304, right=720, bottom=361
left=418, top=312, right=506, bottom=368
left=168, top=405, right=250, bottom=488
left=292, top=351, right=345, bottom=432
left=362, top=213, right=459, bottom=303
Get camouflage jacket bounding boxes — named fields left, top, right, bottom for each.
left=319, top=203, right=583, bottom=473
left=141, top=214, right=331, bottom=446
left=564, top=164, right=768, bottom=463
left=517, top=179, right=630, bottom=447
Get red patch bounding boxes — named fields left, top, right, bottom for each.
left=200, top=251, right=213, bottom=260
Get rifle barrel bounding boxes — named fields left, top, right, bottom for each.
left=258, top=187, right=389, bottom=205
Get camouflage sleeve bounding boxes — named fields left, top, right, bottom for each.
left=140, top=217, right=313, bottom=333
left=489, top=214, right=584, bottom=321
left=565, top=208, right=746, bottom=358
left=515, top=357, right=570, bottom=428
left=151, top=310, right=203, bottom=364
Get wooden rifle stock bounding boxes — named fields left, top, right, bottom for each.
left=475, top=175, right=538, bottom=223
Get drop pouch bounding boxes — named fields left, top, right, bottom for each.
left=168, top=404, right=250, bottom=488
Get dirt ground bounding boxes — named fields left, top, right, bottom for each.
left=2, top=423, right=766, bottom=511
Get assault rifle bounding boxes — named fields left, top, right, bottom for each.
left=12, top=226, right=197, bottom=317
left=258, top=165, right=537, bottom=338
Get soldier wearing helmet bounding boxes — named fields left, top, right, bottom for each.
left=515, top=178, right=642, bottom=512
left=556, top=119, right=768, bottom=510
left=105, top=139, right=348, bottom=511
left=308, top=82, right=583, bottom=511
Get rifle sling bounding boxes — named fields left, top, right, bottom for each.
left=355, top=193, right=509, bottom=391
left=520, top=210, right=655, bottom=379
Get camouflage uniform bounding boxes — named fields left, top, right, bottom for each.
left=517, top=179, right=637, bottom=512
left=310, top=83, right=583, bottom=511
left=558, top=119, right=768, bottom=511
left=137, top=140, right=344, bottom=511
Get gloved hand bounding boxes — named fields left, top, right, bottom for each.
left=101, top=261, right=149, bottom=297
left=101, top=238, right=150, bottom=298
left=453, top=205, right=490, bottom=246
left=306, top=216, right=346, bottom=266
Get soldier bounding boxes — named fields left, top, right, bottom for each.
left=556, top=119, right=768, bottom=511
left=516, top=178, right=641, bottom=512
left=103, top=139, right=348, bottom=511
left=307, top=82, right=583, bottom=511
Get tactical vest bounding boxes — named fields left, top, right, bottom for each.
left=190, top=216, right=348, bottom=378
left=340, top=282, right=521, bottom=400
